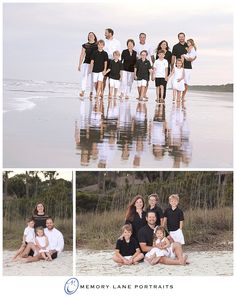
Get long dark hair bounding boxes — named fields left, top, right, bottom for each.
left=156, top=40, right=169, bottom=53
left=125, top=195, right=145, bottom=222
left=33, top=202, right=46, bottom=215
left=87, top=32, right=97, bottom=43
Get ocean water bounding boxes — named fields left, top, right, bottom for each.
left=3, top=79, right=233, bottom=168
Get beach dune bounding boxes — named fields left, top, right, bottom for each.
left=3, top=251, right=73, bottom=276
left=76, top=249, right=233, bottom=276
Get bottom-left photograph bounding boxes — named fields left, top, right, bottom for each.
left=2, top=170, right=73, bottom=276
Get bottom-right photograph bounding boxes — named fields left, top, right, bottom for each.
left=76, top=171, right=233, bottom=276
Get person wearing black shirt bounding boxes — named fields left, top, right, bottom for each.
left=163, top=194, right=185, bottom=244
left=138, top=210, right=187, bottom=265
left=105, top=51, right=123, bottom=99
left=90, top=40, right=108, bottom=99
left=125, top=195, right=147, bottom=241
left=120, top=39, right=137, bottom=99
left=146, top=193, right=164, bottom=226
left=78, top=32, right=98, bottom=98
left=113, top=224, right=144, bottom=265
left=134, top=50, right=152, bottom=101
left=155, top=40, right=172, bottom=99
left=32, top=202, right=49, bottom=228
left=171, top=32, right=197, bottom=99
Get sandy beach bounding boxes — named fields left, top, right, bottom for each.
left=3, top=251, right=73, bottom=276
left=76, top=249, right=233, bottom=276
left=3, top=79, right=233, bottom=168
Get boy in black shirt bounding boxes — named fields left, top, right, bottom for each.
left=105, top=51, right=123, bottom=99
left=134, top=50, right=152, bottom=101
left=163, top=194, right=185, bottom=244
left=146, top=193, right=164, bottom=226
left=90, top=40, right=108, bottom=99
left=113, top=224, right=144, bottom=265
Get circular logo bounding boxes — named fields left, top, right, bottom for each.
left=64, top=278, right=79, bottom=295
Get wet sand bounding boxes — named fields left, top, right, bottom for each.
left=76, top=249, right=233, bottom=276
left=3, top=251, right=73, bottom=276
left=3, top=81, right=233, bottom=168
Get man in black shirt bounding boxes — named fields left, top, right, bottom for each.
left=138, top=211, right=187, bottom=265
left=171, top=32, right=196, bottom=99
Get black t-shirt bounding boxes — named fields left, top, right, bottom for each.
left=32, top=213, right=49, bottom=228
left=164, top=206, right=184, bottom=231
left=82, top=42, right=98, bottom=64
left=125, top=211, right=147, bottom=241
left=172, top=42, right=192, bottom=69
left=156, top=50, right=172, bottom=75
left=146, top=206, right=164, bottom=226
left=121, top=49, right=137, bottom=72
left=91, top=50, right=109, bottom=73
left=135, top=59, right=152, bottom=81
left=109, top=60, right=123, bottom=80
left=138, top=224, right=154, bottom=251
left=115, top=237, right=139, bottom=256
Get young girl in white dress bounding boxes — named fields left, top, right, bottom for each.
left=181, top=39, right=197, bottom=61
left=145, top=226, right=171, bottom=265
left=168, top=59, right=185, bottom=100
left=35, top=226, right=52, bottom=261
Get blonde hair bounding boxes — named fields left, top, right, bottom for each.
left=121, top=224, right=133, bottom=234
left=187, top=38, right=197, bottom=50
left=113, top=50, right=120, bottom=57
left=169, top=194, right=180, bottom=202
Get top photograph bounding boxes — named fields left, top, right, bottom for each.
left=3, top=2, right=233, bottom=168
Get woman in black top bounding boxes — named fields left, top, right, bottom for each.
left=78, top=32, right=98, bottom=98
left=155, top=40, right=172, bottom=99
left=32, top=202, right=49, bottom=228
left=125, top=195, right=147, bottom=241
left=120, top=39, right=137, bottom=99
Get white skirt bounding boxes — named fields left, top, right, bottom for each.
left=169, top=229, right=185, bottom=244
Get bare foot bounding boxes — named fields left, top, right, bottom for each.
left=125, top=96, right=129, bottom=99
left=79, top=91, right=84, bottom=97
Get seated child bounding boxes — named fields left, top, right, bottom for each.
left=145, top=226, right=171, bottom=265
left=113, top=224, right=144, bottom=265
left=12, top=217, right=35, bottom=261
left=35, top=226, right=52, bottom=261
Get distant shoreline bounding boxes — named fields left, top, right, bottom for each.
left=4, top=78, right=233, bottom=93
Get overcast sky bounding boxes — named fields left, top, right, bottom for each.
left=8, top=171, right=73, bottom=181
left=3, top=1, right=233, bottom=85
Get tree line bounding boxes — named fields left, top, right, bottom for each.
left=3, top=171, right=72, bottom=220
left=76, top=171, right=233, bottom=212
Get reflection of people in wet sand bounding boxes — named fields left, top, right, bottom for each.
left=151, top=103, right=167, bottom=160
left=133, top=102, right=148, bottom=167
left=168, top=100, right=191, bottom=167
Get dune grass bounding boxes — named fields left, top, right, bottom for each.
left=77, top=207, right=233, bottom=250
left=3, top=218, right=73, bottom=250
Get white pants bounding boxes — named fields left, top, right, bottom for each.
left=121, top=71, right=134, bottom=96
left=81, top=63, right=93, bottom=93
